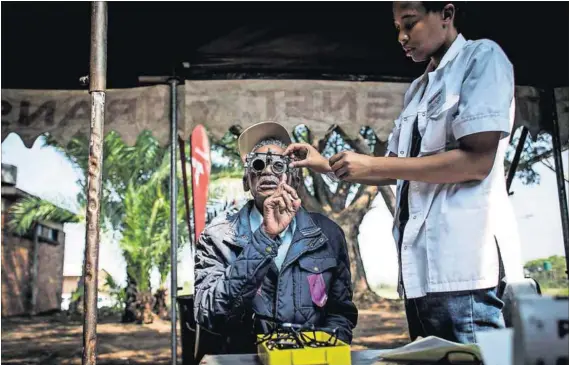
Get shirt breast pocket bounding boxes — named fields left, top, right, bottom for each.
left=387, top=117, right=402, bottom=155
left=297, top=257, right=337, bottom=308
left=421, top=93, right=460, bottom=154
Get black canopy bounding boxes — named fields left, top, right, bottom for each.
left=2, top=2, right=568, bottom=90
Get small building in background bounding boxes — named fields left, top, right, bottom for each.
left=1, top=163, right=71, bottom=316
left=61, top=269, right=116, bottom=310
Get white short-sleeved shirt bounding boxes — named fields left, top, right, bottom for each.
left=388, top=34, right=524, bottom=299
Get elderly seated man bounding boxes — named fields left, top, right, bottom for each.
left=193, top=121, right=358, bottom=354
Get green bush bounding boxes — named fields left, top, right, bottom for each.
left=524, top=255, right=568, bottom=293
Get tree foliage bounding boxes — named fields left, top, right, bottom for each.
left=505, top=128, right=569, bottom=186
left=120, top=153, right=189, bottom=292
left=7, top=195, right=81, bottom=235
left=8, top=131, right=234, bottom=321
left=44, top=131, right=167, bottom=232
left=524, top=255, right=568, bottom=288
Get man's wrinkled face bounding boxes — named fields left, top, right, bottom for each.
left=393, top=2, right=447, bottom=63
left=247, top=144, right=289, bottom=204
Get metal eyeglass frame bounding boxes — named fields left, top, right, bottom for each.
left=245, top=151, right=293, bottom=175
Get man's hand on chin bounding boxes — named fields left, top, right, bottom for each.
left=262, top=174, right=301, bottom=239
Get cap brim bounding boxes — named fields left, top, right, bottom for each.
left=238, top=122, right=292, bottom=159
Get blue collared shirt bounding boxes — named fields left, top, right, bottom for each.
left=249, top=204, right=296, bottom=271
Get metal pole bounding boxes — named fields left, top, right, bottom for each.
left=82, top=2, right=107, bottom=365
left=550, top=89, right=569, bottom=278
left=506, top=127, right=529, bottom=195
left=169, top=78, right=180, bottom=365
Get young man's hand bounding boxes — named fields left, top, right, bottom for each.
left=329, top=151, right=376, bottom=181
left=283, top=143, right=330, bottom=174
left=262, top=175, right=301, bottom=238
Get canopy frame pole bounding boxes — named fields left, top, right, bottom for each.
left=549, top=89, right=569, bottom=278
left=506, top=126, right=529, bottom=195
left=137, top=74, right=183, bottom=365
left=82, top=2, right=107, bottom=365
left=169, top=77, right=181, bottom=365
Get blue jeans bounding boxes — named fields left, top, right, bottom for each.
left=404, top=287, right=506, bottom=344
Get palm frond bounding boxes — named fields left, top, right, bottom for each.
left=44, top=129, right=247, bottom=294
left=7, top=196, right=82, bottom=235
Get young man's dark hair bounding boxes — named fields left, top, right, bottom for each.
left=421, top=1, right=465, bottom=30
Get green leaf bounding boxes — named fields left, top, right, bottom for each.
left=7, top=196, right=81, bottom=235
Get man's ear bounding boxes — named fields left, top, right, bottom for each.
left=243, top=175, right=250, bottom=192
left=442, top=4, right=455, bottom=26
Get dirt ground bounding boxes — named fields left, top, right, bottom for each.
left=1, top=301, right=409, bottom=365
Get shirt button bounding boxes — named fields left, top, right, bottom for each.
left=404, top=117, right=408, bottom=121
left=403, top=246, right=408, bottom=251
left=313, top=267, right=319, bottom=271
left=421, top=112, right=426, bottom=117
left=399, top=151, right=404, bottom=155
left=412, top=215, right=417, bottom=220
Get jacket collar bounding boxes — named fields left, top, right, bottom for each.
left=228, top=201, right=255, bottom=247
left=223, top=200, right=322, bottom=248
left=292, top=205, right=322, bottom=240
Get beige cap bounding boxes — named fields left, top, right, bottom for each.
left=237, top=121, right=292, bottom=159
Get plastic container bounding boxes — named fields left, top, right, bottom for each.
left=257, top=331, right=351, bottom=365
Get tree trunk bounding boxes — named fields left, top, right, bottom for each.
left=122, top=273, right=138, bottom=323
left=136, top=291, right=155, bottom=324
left=378, top=185, right=396, bottom=217
left=332, top=186, right=382, bottom=306
left=333, top=211, right=371, bottom=295
left=153, top=287, right=169, bottom=320
left=295, top=129, right=396, bottom=307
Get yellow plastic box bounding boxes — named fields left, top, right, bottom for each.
left=257, top=331, right=351, bottom=365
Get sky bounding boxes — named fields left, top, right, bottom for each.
left=1, top=133, right=567, bottom=290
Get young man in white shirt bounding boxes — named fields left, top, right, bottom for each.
left=284, top=1, right=524, bottom=343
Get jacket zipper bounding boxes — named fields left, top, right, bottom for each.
left=273, top=270, right=280, bottom=321
left=272, top=236, right=323, bottom=321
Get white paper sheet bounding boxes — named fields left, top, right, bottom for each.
left=379, top=336, right=481, bottom=362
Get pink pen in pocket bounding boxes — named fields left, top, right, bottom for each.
left=307, top=273, right=328, bottom=307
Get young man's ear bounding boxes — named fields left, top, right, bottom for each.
left=442, top=4, right=455, bottom=27
left=243, top=175, right=250, bottom=192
